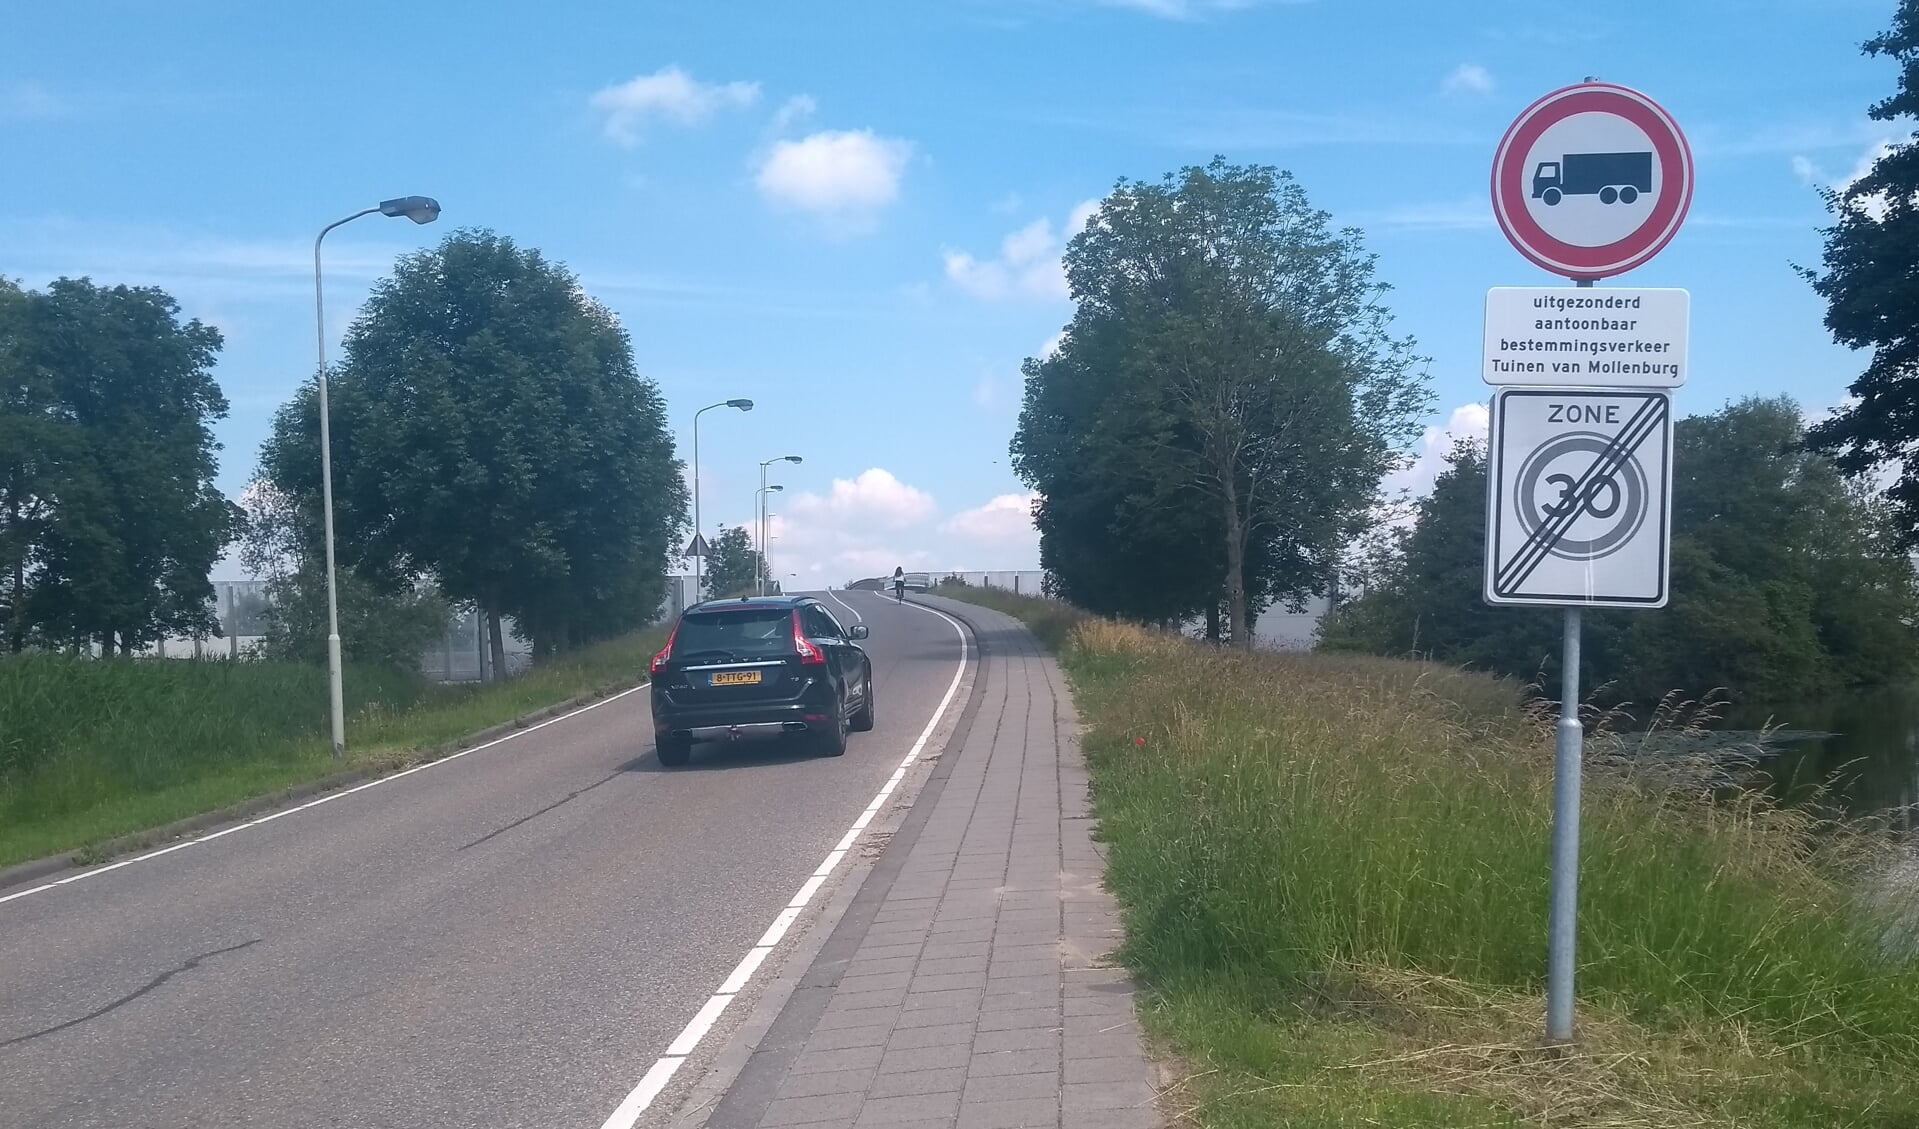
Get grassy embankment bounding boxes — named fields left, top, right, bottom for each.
left=0, top=630, right=662, bottom=869
left=936, top=582, right=1919, bottom=1128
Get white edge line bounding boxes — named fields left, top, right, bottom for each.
left=599, top=598, right=969, bottom=1128
left=0, top=681, right=654, bottom=909
left=821, top=587, right=859, bottom=622
left=597, top=1057, right=683, bottom=1129
left=665, top=993, right=735, bottom=1057
left=789, top=874, right=827, bottom=908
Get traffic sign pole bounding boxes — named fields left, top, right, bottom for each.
left=1543, top=275, right=1597, bottom=1045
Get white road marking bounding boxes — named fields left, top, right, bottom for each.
left=823, top=588, right=863, bottom=623
left=599, top=600, right=970, bottom=1129
left=0, top=681, right=655, bottom=909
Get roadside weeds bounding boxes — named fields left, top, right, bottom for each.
left=938, top=587, right=1919, bottom=1129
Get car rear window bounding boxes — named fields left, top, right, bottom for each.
left=670, top=607, right=793, bottom=661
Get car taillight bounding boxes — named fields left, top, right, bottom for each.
left=650, top=621, right=681, bottom=675
left=792, top=611, right=826, bottom=666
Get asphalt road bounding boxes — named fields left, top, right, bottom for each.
left=0, top=590, right=969, bottom=1129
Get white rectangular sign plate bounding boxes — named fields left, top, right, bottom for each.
left=1484, top=387, right=1672, bottom=608
left=1483, top=287, right=1689, bottom=388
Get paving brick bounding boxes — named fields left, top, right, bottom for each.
left=759, top=1091, right=865, bottom=1126
left=1065, top=1055, right=1153, bottom=1086
left=789, top=1044, right=886, bottom=1075
left=775, top=1068, right=876, bottom=1100
left=852, top=1091, right=963, bottom=1125
left=903, top=986, right=984, bottom=1011
left=885, top=1021, right=976, bottom=1050
left=877, top=1041, right=974, bottom=1074
left=956, top=1096, right=1060, bottom=1129
left=865, top=1065, right=967, bottom=1099
left=974, top=1025, right=1058, bottom=1054
left=803, top=1022, right=894, bottom=1052
left=962, top=1070, right=1060, bottom=1103
left=975, top=1006, right=1060, bottom=1033
left=910, top=970, right=987, bottom=993
left=967, top=1046, right=1061, bottom=1078
left=1063, top=1079, right=1159, bottom=1111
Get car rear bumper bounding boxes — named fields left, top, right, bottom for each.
left=651, top=694, right=837, bottom=743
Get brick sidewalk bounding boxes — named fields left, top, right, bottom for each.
left=698, top=598, right=1163, bottom=1129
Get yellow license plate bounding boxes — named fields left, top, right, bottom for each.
left=711, top=670, right=763, bottom=686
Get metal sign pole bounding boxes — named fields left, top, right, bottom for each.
left=1546, top=604, right=1583, bottom=1041
left=1544, top=273, right=1596, bottom=1043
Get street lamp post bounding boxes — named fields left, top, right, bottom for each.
left=755, top=484, right=785, bottom=595
left=692, top=400, right=753, bottom=600
left=313, top=195, right=440, bottom=761
left=756, top=455, right=802, bottom=595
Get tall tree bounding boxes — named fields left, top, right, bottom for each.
left=259, top=229, right=686, bottom=674
left=702, top=525, right=765, bottom=598
left=1015, top=159, right=1430, bottom=646
left=1801, top=1, right=1919, bottom=538
left=0, top=278, right=239, bottom=654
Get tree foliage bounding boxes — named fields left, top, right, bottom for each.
left=1013, top=159, right=1430, bottom=645
left=237, top=481, right=450, bottom=671
left=258, top=229, right=687, bottom=672
left=702, top=525, right=766, bottom=598
left=0, top=277, right=241, bottom=654
left=1801, top=0, right=1919, bottom=541
left=1322, top=397, right=1919, bottom=703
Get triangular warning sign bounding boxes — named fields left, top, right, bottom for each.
left=683, top=532, right=710, bottom=558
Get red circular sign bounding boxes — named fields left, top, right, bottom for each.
left=1491, top=83, right=1693, bottom=279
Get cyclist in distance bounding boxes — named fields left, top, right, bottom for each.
left=892, top=567, right=906, bottom=602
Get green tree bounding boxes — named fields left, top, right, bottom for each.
left=702, top=525, right=765, bottom=598
left=0, top=278, right=239, bottom=654
left=1324, top=397, right=1919, bottom=704
left=1015, top=159, right=1430, bottom=647
left=258, top=229, right=687, bottom=674
left=237, top=480, right=450, bottom=671
left=1801, top=1, right=1919, bottom=540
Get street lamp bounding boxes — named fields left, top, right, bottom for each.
left=692, top=399, right=753, bottom=599
left=314, top=194, right=441, bottom=760
left=755, top=484, right=785, bottom=595
left=757, top=455, right=802, bottom=595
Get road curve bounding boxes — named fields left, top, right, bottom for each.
left=0, top=592, right=971, bottom=1129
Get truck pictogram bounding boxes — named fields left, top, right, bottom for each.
left=1530, top=151, right=1653, bottom=206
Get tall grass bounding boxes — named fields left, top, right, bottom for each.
left=939, top=586, right=1919, bottom=1126
left=0, top=629, right=662, bottom=868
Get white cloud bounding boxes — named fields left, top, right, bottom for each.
left=1038, top=331, right=1065, bottom=360
left=1383, top=402, right=1490, bottom=505
left=770, top=94, right=816, bottom=134
left=944, top=198, right=1100, bottom=303
left=1794, top=136, right=1906, bottom=221
left=756, top=130, right=914, bottom=226
left=1086, top=0, right=1264, bottom=18
left=590, top=66, right=760, bottom=146
left=789, top=468, right=936, bottom=529
left=2, top=81, right=64, bottom=120
left=942, top=493, right=1039, bottom=544
left=1442, top=63, right=1495, bottom=97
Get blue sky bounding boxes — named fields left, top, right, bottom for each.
left=2, top=0, right=1905, bottom=584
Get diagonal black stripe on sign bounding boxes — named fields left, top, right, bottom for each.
left=1496, top=394, right=1667, bottom=596
left=1497, top=395, right=1663, bottom=592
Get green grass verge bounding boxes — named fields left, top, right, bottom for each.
left=937, top=586, right=1919, bottom=1128
left=0, top=630, right=663, bottom=869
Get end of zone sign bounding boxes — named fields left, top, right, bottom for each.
left=1485, top=388, right=1672, bottom=608
left=1484, top=286, right=1689, bottom=387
